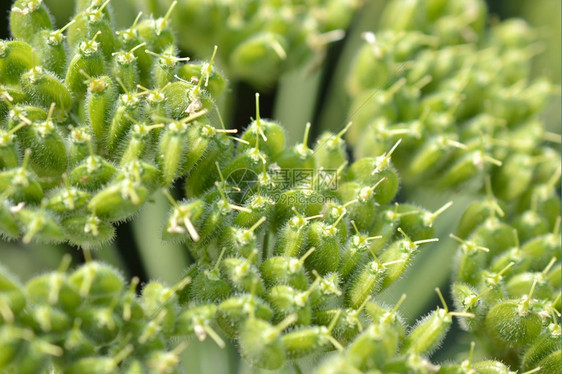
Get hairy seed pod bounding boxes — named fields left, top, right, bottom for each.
left=85, top=75, right=117, bottom=145
left=0, top=267, right=26, bottom=322
left=65, top=32, right=106, bottom=98
left=522, top=323, right=561, bottom=371
left=305, top=220, right=342, bottom=275
left=16, top=204, right=63, bottom=244
left=68, top=262, right=124, bottom=304
left=485, top=298, right=542, bottom=347
left=63, top=214, right=116, bottom=249
left=87, top=178, right=149, bottom=222
left=282, top=312, right=344, bottom=360
left=0, top=200, right=20, bottom=239
left=216, top=294, right=273, bottom=338
left=401, top=289, right=471, bottom=355
left=162, top=198, right=205, bottom=243
left=260, top=248, right=314, bottom=290
left=9, top=0, right=53, bottom=43
left=0, top=40, right=39, bottom=85
left=68, top=153, right=117, bottom=191
left=239, top=315, right=292, bottom=370
left=0, top=149, right=43, bottom=204
left=221, top=252, right=264, bottom=296
left=21, top=68, right=72, bottom=119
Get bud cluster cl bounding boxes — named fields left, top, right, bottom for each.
left=345, top=0, right=559, bottom=196
left=138, top=0, right=360, bottom=88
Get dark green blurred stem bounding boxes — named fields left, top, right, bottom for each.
left=316, top=0, right=388, bottom=134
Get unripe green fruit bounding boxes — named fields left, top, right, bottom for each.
left=10, top=1, right=53, bottom=43
left=485, top=299, right=542, bottom=347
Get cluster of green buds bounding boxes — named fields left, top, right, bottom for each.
left=0, top=256, right=196, bottom=373
left=138, top=0, right=361, bottom=88
left=345, top=0, right=560, bottom=194
left=450, top=174, right=561, bottom=373
left=0, top=0, right=227, bottom=247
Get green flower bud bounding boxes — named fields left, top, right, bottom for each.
left=9, top=0, right=53, bottom=43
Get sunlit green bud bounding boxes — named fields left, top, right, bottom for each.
left=492, top=153, right=536, bottom=201
left=230, top=32, right=288, bottom=89
left=518, top=232, right=560, bottom=277
left=437, top=147, right=502, bottom=188
left=156, top=110, right=208, bottom=185
left=506, top=259, right=556, bottom=300
left=234, top=195, right=274, bottom=231
left=282, top=312, right=344, bottom=360
left=25, top=256, right=80, bottom=312
left=63, top=214, right=115, bottom=250
left=346, top=258, right=388, bottom=309
left=21, top=67, right=71, bottom=119
left=65, top=32, right=106, bottom=98
left=522, top=323, right=560, bottom=371
left=339, top=224, right=382, bottom=281
left=470, top=360, right=515, bottom=374
left=221, top=251, right=264, bottom=296
left=347, top=140, right=401, bottom=205
left=347, top=322, right=399, bottom=371
left=46, top=177, right=91, bottom=215
left=314, top=124, right=351, bottom=170
left=260, top=248, right=315, bottom=290
left=185, top=132, right=234, bottom=198
left=380, top=0, right=427, bottom=32
left=402, top=289, right=473, bottom=355
left=314, top=297, right=371, bottom=345
left=305, top=219, right=343, bottom=276
left=220, top=216, right=267, bottom=258
left=309, top=272, right=343, bottom=308
left=176, top=59, right=227, bottom=98
left=141, top=278, right=187, bottom=335
left=111, top=43, right=146, bottom=93
left=85, top=75, right=117, bottom=145
left=396, top=201, right=451, bottom=241
left=485, top=293, right=542, bottom=348
left=452, top=234, right=491, bottom=286
left=15, top=204, right=63, bottom=244
left=490, top=18, right=537, bottom=50
left=216, top=294, right=273, bottom=338
left=188, top=257, right=231, bottom=304
left=162, top=198, right=205, bottom=243
left=239, top=315, right=296, bottom=370
left=456, top=179, right=505, bottom=239
left=0, top=199, right=20, bottom=240
left=135, top=7, right=176, bottom=54
left=346, top=32, right=391, bottom=96
left=9, top=0, right=53, bottom=43
left=0, top=149, right=43, bottom=204
left=88, top=178, right=149, bottom=222
left=68, top=153, right=117, bottom=191
left=66, top=0, right=117, bottom=61
left=68, top=261, right=124, bottom=303
left=0, top=266, right=26, bottom=323
left=0, top=326, right=33, bottom=368
left=30, top=20, right=74, bottom=78
left=379, top=229, right=438, bottom=290
left=274, top=123, right=315, bottom=170
left=0, top=40, right=38, bottom=85
left=145, top=344, right=188, bottom=374
left=65, top=344, right=134, bottom=374
left=66, top=126, right=93, bottom=166
left=470, top=216, right=515, bottom=258
left=237, top=94, right=285, bottom=158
